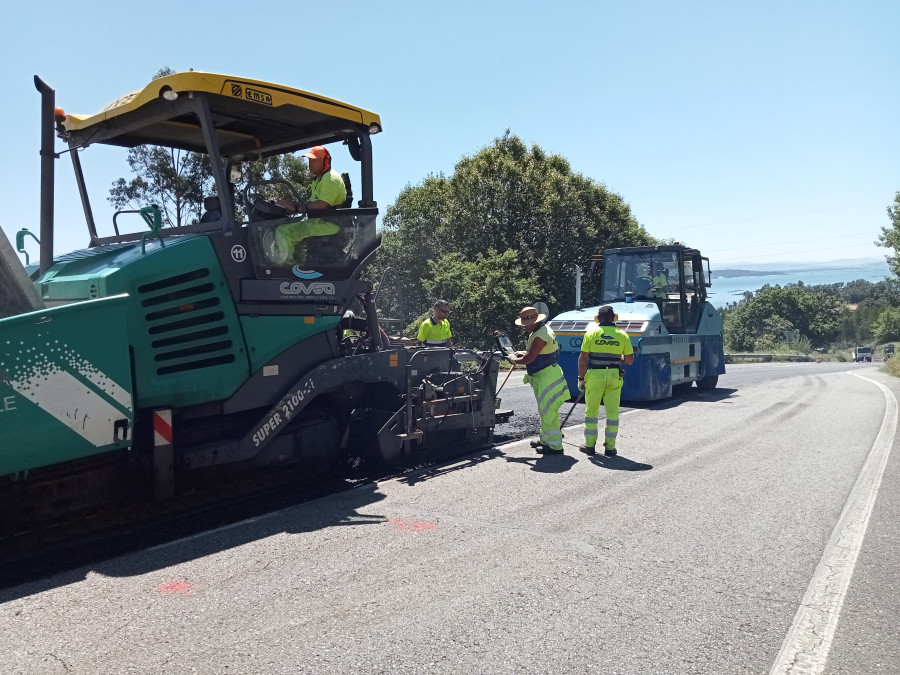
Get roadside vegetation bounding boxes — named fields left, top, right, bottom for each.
left=721, top=190, right=900, bottom=365
left=720, top=278, right=900, bottom=358
left=883, top=355, right=900, bottom=377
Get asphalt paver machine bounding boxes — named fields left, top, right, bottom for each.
left=0, top=72, right=502, bottom=518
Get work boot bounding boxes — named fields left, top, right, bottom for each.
left=603, top=443, right=617, bottom=457
left=537, top=447, right=564, bottom=455
left=578, top=445, right=596, bottom=456
left=530, top=439, right=543, bottom=449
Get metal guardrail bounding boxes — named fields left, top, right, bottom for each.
left=725, top=354, right=815, bottom=363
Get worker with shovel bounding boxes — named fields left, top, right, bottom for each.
left=510, top=306, right=568, bottom=455
left=578, top=305, right=634, bottom=457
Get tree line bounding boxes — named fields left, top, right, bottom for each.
left=723, top=190, right=900, bottom=353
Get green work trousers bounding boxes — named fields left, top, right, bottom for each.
left=583, top=368, right=623, bottom=450
left=272, top=218, right=340, bottom=265
left=525, top=364, right=568, bottom=451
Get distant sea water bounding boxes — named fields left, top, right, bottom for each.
left=708, top=259, right=892, bottom=308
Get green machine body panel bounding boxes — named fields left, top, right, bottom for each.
left=36, top=236, right=251, bottom=410
left=240, top=315, right=340, bottom=373
left=0, top=295, right=134, bottom=476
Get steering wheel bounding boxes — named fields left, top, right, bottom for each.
left=634, top=276, right=654, bottom=297
left=640, top=275, right=673, bottom=296
left=242, top=179, right=305, bottom=220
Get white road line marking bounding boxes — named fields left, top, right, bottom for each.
left=142, top=515, right=267, bottom=552
left=769, top=373, right=897, bottom=675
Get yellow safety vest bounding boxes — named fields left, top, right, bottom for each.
left=581, top=324, right=633, bottom=369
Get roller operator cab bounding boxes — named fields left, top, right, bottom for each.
left=550, top=245, right=725, bottom=401
left=0, top=73, right=503, bottom=519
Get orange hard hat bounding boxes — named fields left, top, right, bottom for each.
left=303, top=146, right=329, bottom=160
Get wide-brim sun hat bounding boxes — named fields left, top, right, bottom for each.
left=515, top=306, right=547, bottom=326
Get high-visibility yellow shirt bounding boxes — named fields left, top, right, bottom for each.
left=418, top=318, right=452, bottom=345
left=653, top=273, right=668, bottom=298
left=310, top=169, right=347, bottom=206
left=581, top=323, right=633, bottom=369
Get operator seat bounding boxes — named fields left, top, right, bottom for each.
left=633, top=277, right=653, bottom=298
left=199, top=195, right=222, bottom=223
left=340, top=172, right=353, bottom=208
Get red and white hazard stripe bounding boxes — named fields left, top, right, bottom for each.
left=154, top=409, right=173, bottom=447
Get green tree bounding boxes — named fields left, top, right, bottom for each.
left=872, top=307, right=900, bottom=344
left=410, top=250, right=541, bottom=350
left=724, top=285, right=843, bottom=351
left=108, top=146, right=213, bottom=227
left=839, top=279, right=875, bottom=304
left=374, top=132, right=655, bottom=341
left=877, top=190, right=900, bottom=277
left=108, top=67, right=214, bottom=227
left=242, top=153, right=312, bottom=201
left=373, top=177, right=456, bottom=328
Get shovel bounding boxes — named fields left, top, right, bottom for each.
left=560, top=387, right=585, bottom=427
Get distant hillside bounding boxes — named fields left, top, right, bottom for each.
left=712, top=269, right=787, bottom=279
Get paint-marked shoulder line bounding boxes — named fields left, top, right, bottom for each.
left=769, top=372, right=897, bottom=675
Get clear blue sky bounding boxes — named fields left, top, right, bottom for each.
left=1, top=0, right=898, bottom=266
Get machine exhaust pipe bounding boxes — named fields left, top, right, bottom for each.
left=363, top=288, right=390, bottom=349
left=34, top=76, right=55, bottom=276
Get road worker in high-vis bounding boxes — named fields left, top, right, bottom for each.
left=578, top=305, right=634, bottom=456
left=272, top=145, right=346, bottom=264
left=417, top=300, right=453, bottom=347
left=650, top=262, right=669, bottom=299
left=511, top=306, right=568, bottom=454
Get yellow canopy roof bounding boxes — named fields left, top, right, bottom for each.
left=61, top=71, right=382, bottom=157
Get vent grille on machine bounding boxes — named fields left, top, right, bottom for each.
left=138, top=268, right=237, bottom=375
left=616, top=321, right=647, bottom=333
left=549, top=320, right=591, bottom=331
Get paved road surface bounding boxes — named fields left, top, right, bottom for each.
left=1, top=362, right=897, bottom=674
left=494, top=360, right=875, bottom=445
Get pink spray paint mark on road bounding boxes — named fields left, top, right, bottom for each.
left=156, top=581, right=195, bottom=595
left=389, top=518, right=437, bottom=533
